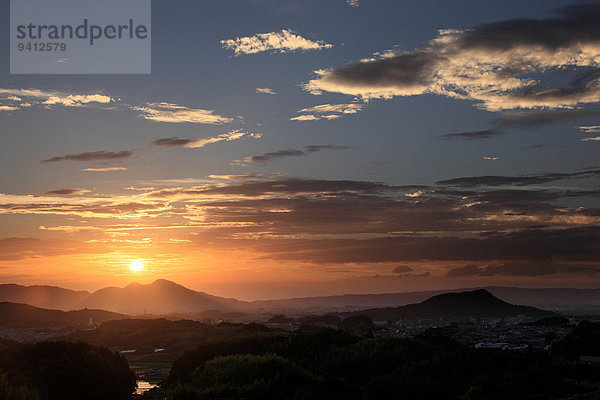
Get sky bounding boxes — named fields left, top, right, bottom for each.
left=0, top=0, right=599, bottom=300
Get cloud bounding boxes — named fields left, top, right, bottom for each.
left=208, top=173, right=285, bottom=180
left=0, top=237, right=104, bottom=261
left=147, top=178, right=396, bottom=199
left=579, top=126, right=600, bottom=133
left=291, top=103, right=363, bottom=121
left=233, top=144, right=351, bottom=164
left=289, top=115, right=331, bottom=121
left=81, top=167, right=128, bottom=172
left=256, top=87, right=276, bottom=95
left=437, top=169, right=600, bottom=187
left=303, top=5, right=600, bottom=110
left=2, top=169, right=599, bottom=276
left=527, top=144, right=562, bottom=151
left=393, top=265, right=413, bottom=273
left=151, top=137, right=193, bottom=147
left=438, top=129, right=503, bottom=140
left=0, top=88, right=113, bottom=111
left=480, top=260, right=557, bottom=276
left=134, top=102, right=234, bottom=124
left=261, top=227, right=600, bottom=265
left=0, top=194, right=170, bottom=219
left=43, top=94, right=112, bottom=107
left=152, top=130, right=261, bottom=149
left=482, top=156, right=499, bottom=160
left=41, top=150, right=134, bottom=163
left=240, top=149, right=305, bottom=163
left=42, top=189, right=90, bottom=196
left=0, top=89, right=240, bottom=130
left=446, top=264, right=483, bottom=277
left=221, top=29, right=332, bottom=55
left=446, top=261, right=556, bottom=277
left=581, top=136, right=600, bottom=141
left=493, top=110, right=600, bottom=127
left=346, top=0, right=359, bottom=7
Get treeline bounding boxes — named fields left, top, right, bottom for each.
left=0, top=339, right=135, bottom=400
left=62, top=318, right=281, bottom=354
left=158, top=325, right=600, bottom=400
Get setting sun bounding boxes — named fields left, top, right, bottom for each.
left=129, top=259, right=145, bottom=272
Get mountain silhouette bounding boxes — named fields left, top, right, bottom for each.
left=75, top=279, right=242, bottom=315
left=0, top=281, right=590, bottom=315
left=0, top=284, right=89, bottom=310
left=352, top=289, right=557, bottom=320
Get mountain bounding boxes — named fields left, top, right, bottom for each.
left=0, top=284, right=89, bottom=311
left=2, top=280, right=600, bottom=316
left=245, top=287, right=600, bottom=314
left=350, top=289, right=557, bottom=321
left=0, top=302, right=128, bottom=328
left=76, top=279, right=243, bottom=315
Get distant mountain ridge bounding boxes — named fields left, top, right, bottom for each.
left=349, top=289, right=557, bottom=321
left=1, top=280, right=599, bottom=315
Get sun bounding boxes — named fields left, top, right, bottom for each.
left=129, top=259, right=145, bottom=272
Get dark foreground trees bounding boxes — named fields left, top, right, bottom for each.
left=0, top=341, right=136, bottom=400
left=165, top=328, right=600, bottom=400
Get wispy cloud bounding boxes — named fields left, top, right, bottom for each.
left=256, top=87, right=276, bottom=95
left=393, top=265, right=413, bottom=273
left=346, top=0, right=359, bottom=7
left=134, top=102, right=234, bottom=124
left=0, top=88, right=113, bottom=111
left=438, top=129, right=503, bottom=140
left=42, top=189, right=90, bottom=196
left=579, top=125, right=600, bottom=133
left=41, top=151, right=133, bottom=163
left=238, top=149, right=305, bottom=164
left=233, top=144, right=351, bottom=164
left=579, top=125, right=600, bottom=141
left=493, top=110, right=600, bottom=127
left=81, top=167, right=128, bottom=172
left=152, top=130, right=261, bottom=149
left=436, top=169, right=600, bottom=187
left=221, top=29, right=332, bottom=55
left=208, top=173, right=285, bottom=180
left=447, top=262, right=556, bottom=277
left=43, top=94, right=112, bottom=107
left=482, top=156, right=499, bottom=160
left=304, top=5, right=600, bottom=110
left=44, top=131, right=258, bottom=168
left=0, top=237, right=105, bottom=261
left=0, top=89, right=239, bottom=130
left=291, top=103, right=363, bottom=121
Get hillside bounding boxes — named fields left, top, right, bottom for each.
left=0, top=302, right=129, bottom=328
left=350, top=289, right=557, bottom=321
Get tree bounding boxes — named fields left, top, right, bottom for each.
left=19, top=341, right=136, bottom=400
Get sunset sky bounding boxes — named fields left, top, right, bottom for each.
left=1, top=0, right=599, bottom=300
